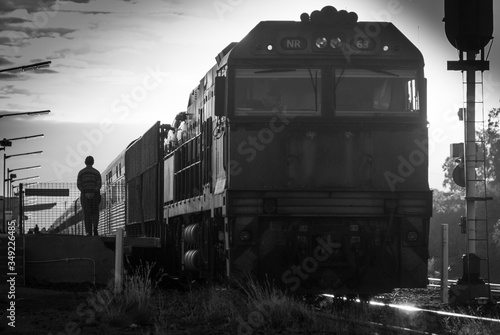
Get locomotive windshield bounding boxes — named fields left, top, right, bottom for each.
left=233, top=67, right=421, bottom=117
left=235, top=68, right=321, bottom=116
left=334, top=68, right=420, bottom=115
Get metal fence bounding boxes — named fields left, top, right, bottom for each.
left=18, top=182, right=126, bottom=235
left=22, top=183, right=80, bottom=234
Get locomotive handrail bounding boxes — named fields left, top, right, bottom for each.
left=165, top=132, right=202, bottom=157
left=174, top=161, right=201, bottom=175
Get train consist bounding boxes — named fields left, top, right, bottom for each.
left=52, top=6, right=432, bottom=296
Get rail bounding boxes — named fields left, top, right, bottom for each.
left=428, top=277, right=500, bottom=297
left=322, top=289, right=500, bottom=334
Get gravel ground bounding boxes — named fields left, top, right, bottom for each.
left=375, top=287, right=445, bottom=307
left=2, top=284, right=499, bottom=335
left=0, top=284, right=154, bottom=335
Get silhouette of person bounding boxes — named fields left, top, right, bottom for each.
left=77, top=156, right=102, bottom=236
left=34, top=224, right=40, bottom=234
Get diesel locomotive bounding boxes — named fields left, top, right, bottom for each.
left=163, top=6, right=432, bottom=295
left=53, top=6, right=432, bottom=296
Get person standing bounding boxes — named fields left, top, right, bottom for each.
left=77, top=156, right=102, bottom=236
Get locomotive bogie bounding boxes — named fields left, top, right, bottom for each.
left=225, top=213, right=429, bottom=295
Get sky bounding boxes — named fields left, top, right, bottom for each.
left=0, top=0, right=499, bottom=196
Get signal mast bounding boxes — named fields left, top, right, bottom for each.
left=444, top=0, right=494, bottom=304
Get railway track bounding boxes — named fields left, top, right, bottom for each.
left=315, top=309, right=442, bottom=335
left=320, top=292, right=500, bottom=334
left=428, top=277, right=500, bottom=297
left=319, top=281, right=500, bottom=334
left=320, top=294, right=444, bottom=334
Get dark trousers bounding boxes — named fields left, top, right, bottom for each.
left=81, top=192, right=101, bottom=235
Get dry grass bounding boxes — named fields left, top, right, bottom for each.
left=154, top=276, right=333, bottom=334
left=88, top=262, right=163, bottom=328
left=153, top=285, right=244, bottom=333
left=237, top=276, right=321, bottom=333
left=85, top=268, right=500, bottom=334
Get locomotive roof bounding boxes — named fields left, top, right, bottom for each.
left=220, top=20, right=424, bottom=67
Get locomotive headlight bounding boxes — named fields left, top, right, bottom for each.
left=315, top=37, right=328, bottom=49
left=406, top=230, right=418, bottom=242
left=330, top=37, right=342, bottom=49
left=240, top=230, right=252, bottom=241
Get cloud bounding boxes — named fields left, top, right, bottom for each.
left=0, top=18, right=77, bottom=54
left=30, top=27, right=76, bottom=38
left=58, top=10, right=113, bottom=15
left=0, top=73, right=21, bottom=80
left=0, top=0, right=93, bottom=14
left=0, top=84, right=32, bottom=96
left=0, top=33, right=30, bottom=48
left=0, top=16, right=29, bottom=28
left=31, top=68, right=58, bottom=74
left=0, top=56, right=14, bottom=66
left=48, top=45, right=91, bottom=59
left=0, top=12, right=76, bottom=38
left=0, top=1, right=48, bottom=13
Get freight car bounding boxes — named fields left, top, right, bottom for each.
left=162, top=6, right=432, bottom=296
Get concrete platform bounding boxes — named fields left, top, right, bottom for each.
left=1, top=233, right=162, bottom=286
left=24, top=234, right=115, bottom=285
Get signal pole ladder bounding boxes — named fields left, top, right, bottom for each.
left=449, top=50, right=492, bottom=304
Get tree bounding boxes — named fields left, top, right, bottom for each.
left=441, top=157, right=466, bottom=194
left=433, top=107, right=500, bottom=281
left=429, top=189, right=465, bottom=278
left=441, top=108, right=500, bottom=189
left=485, top=108, right=500, bottom=186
